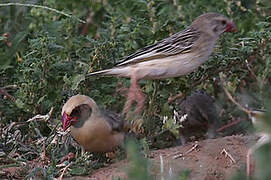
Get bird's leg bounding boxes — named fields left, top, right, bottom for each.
left=134, top=83, right=146, bottom=115
left=122, top=75, right=146, bottom=115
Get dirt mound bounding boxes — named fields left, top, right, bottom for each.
left=79, top=135, right=256, bottom=180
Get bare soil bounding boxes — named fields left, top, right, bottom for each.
left=67, top=135, right=257, bottom=180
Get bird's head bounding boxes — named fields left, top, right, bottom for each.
left=191, top=13, right=237, bottom=36
left=61, top=95, right=98, bottom=131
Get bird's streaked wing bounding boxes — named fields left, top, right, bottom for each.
left=116, top=27, right=200, bottom=67
left=101, top=109, right=124, bottom=132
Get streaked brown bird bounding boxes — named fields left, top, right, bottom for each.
left=87, top=13, right=237, bottom=114
left=61, top=94, right=126, bottom=152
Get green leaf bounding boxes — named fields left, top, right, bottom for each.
left=15, top=99, right=25, bottom=109
left=71, top=74, right=85, bottom=90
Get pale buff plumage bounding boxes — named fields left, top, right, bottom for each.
left=61, top=95, right=125, bottom=152
left=87, top=13, right=237, bottom=114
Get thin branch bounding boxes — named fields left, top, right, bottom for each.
left=2, top=85, right=17, bottom=89
left=214, top=73, right=253, bottom=132
left=216, top=118, right=243, bottom=132
left=0, top=3, right=86, bottom=24
left=27, top=107, right=54, bottom=122
left=219, top=72, right=250, bottom=115
left=81, top=11, right=95, bottom=35
left=58, top=162, right=73, bottom=180
left=168, top=92, right=184, bottom=103
left=173, top=143, right=199, bottom=159
left=0, top=88, right=15, bottom=101
left=245, top=59, right=258, bottom=81
left=221, top=148, right=236, bottom=164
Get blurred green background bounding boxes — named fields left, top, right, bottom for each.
left=0, top=0, right=271, bottom=179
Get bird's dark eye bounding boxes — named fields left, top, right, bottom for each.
left=221, top=20, right=227, bottom=25
left=71, top=108, right=80, bottom=117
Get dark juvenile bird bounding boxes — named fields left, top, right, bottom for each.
left=87, top=13, right=237, bottom=114
left=174, top=90, right=219, bottom=144
left=61, top=94, right=126, bottom=152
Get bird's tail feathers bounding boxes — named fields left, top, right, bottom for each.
left=86, top=69, right=111, bottom=77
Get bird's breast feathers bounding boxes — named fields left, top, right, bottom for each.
left=70, top=116, right=123, bottom=152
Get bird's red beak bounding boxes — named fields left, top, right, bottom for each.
left=61, top=112, right=77, bottom=131
left=225, top=22, right=237, bottom=33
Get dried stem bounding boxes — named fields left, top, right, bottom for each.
left=221, top=148, right=236, bottom=164
left=219, top=72, right=250, bottom=115
left=0, top=3, right=86, bottom=23
left=27, top=107, right=54, bottom=122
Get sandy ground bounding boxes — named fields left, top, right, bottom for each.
left=66, top=135, right=257, bottom=180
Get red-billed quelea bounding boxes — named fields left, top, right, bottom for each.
left=61, top=94, right=127, bottom=152
left=87, top=13, right=237, bottom=114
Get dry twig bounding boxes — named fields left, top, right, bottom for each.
left=216, top=118, right=243, bottom=132
left=168, top=92, right=184, bottom=103
left=0, top=3, right=86, bottom=23
left=245, top=59, right=258, bottom=80
left=173, top=143, right=199, bottom=159
left=0, top=88, right=15, bottom=101
left=219, top=72, right=250, bottom=114
left=57, top=162, right=72, bottom=180
left=27, top=107, right=54, bottom=122
left=221, top=148, right=236, bottom=164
